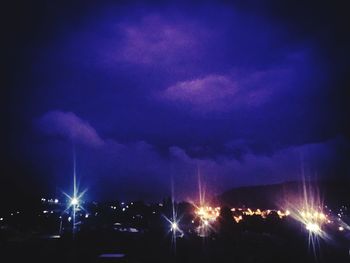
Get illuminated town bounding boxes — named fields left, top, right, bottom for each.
left=1, top=195, right=347, bottom=238
left=1, top=177, right=350, bottom=262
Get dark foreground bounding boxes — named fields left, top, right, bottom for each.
left=1, top=199, right=349, bottom=263
left=1, top=222, right=349, bottom=263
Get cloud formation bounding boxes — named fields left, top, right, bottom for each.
left=37, top=110, right=104, bottom=147
left=116, top=14, right=206, bottom=66
left=158, top=67, right=294, bottom=113
left=36, top=111, right=348, bottom=200
left=6, top=0, right=349, bottom=201
left=160, top=75, right=238, bottom=112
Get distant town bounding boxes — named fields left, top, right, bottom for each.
left=1, top=181, right=349, bottom=262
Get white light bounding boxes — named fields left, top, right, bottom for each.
left=203, top=220, right=209, bottom=226
left=171, top=222, right=178, bottom=231
left=70, top=197, right=79, bottom=206
left=122, top=208, right=126, bottom=212
left=43, top=210, right=48, bottom=214
left=54, top=199, right=59, bottom=204
left=306, top=222, right=321, bottom=233
left=85, top=214, right=89, bottom=218
left=339, top=226, right=344, bottom=231
left=0, top=218, right=3, bottom=221
left=68, top=216, right=72, bottom=222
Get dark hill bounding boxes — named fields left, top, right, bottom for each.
left=217, top=180, right=350, bottom=209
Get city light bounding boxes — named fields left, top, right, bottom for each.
left=61, top=150, right=88, bottom=237
left=163, top=211, right=184, bottom=247
left=195, top=206, right=220, bottom=222
left=234, top=215, right=243, bottom=223
left=306, top=222, right=321, bottom=234
left=70, top=197, right=79, bottom=206
left=237, top=207, right=290, bottom=219
left=284, top=179, right=331, bottom=257
left=171, top=222, right=178, bottom=231
left=287, top=203, right=330, bottom=245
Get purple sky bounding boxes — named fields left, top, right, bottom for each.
left=4, top=0, right=350, bottom=202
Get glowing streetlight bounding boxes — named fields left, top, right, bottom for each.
left=70, top=197, right=79, bottom=206
left=306, top=222, right=321, bottom=234
left=171, top=222, right=179, bottom=231
left=284, top=178, right=332, bottom=258
left=61, top=149, right=87, bottom=237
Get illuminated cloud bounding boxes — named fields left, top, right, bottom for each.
left=158, top=68, right=292, bottom=113
left=38, top=110, right=104, bottom=147
left=160, top=75, right=238, bottom=112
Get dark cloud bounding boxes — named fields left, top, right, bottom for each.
left=37, top=110, right=104, bottom=147
left=4, top=0, right=350, bottom=201
left=33, top=111, right=350, bottom=201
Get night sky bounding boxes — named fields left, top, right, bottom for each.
left=3, top=0, right=350, bottom=204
